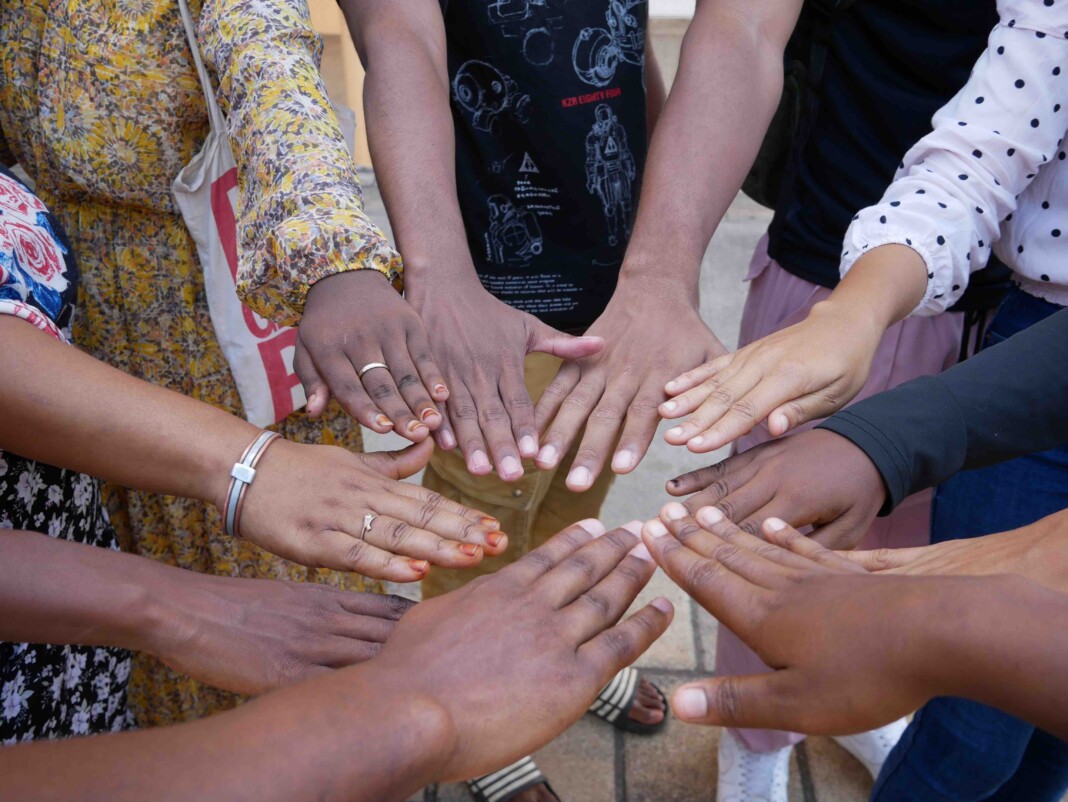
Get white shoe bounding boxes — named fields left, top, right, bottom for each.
left=832, top=718, right=909, bottom=780
left=716, top=729, right=791, bottom=802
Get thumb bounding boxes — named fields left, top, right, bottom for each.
left=528, top=318, right=604, bottom=360
left=293, top=340, right=330, bottom=419
left=672, top=671, right=800, bottom=731
left=360, top=438, right=435, bottom=480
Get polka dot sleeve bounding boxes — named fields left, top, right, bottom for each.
left=840, top=0, right=1068, bottom=317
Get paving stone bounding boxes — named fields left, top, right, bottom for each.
left=534, top=715, right=617, bottom=802
left=693, top=606, right=719, bottom=674
left=629, top=568, right=698, bottom=671
left=802, top=736, right=875, bottom=802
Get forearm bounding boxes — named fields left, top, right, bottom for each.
left=621, top=1, right=800, bottom=295
left=644, top=38, right=667, bottom=137
left=0, top=665, right=450, bottom=802
left=0, top=317, right=254, bottom=507
left=343, top=0, right=476, bottom=291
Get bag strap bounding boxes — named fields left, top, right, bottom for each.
left=176, top=0, right=227, bottom=134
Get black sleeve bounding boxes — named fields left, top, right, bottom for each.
left=818, top=307, right=1068, bottom=515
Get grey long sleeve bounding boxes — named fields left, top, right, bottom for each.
left=818, top=308, right=1068, bottom=515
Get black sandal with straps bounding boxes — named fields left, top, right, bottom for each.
left=587, top=666, right=668, bottom=735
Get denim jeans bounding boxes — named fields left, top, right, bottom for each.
left=871, top=287, right=1068, bottom=802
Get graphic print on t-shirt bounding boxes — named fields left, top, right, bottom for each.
left=445, top=0, right=648, bottom=332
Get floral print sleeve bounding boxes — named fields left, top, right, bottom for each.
left=198, top=0, right=401, bottom=326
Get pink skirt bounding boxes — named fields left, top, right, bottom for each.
left=719, top=235, right=963, bottom=752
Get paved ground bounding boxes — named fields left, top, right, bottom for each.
left=360, top=183, right=882, bottom=802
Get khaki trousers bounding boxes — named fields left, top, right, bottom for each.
left=422, top=353, right=616, bottom=599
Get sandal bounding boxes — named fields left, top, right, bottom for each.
left=587, top=666, right=668, bottom=735
left=467, top=756, right=560, bottom=802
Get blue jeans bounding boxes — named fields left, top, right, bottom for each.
left=871, top=288, right=1068, bottom=802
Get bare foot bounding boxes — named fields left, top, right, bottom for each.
left=628, top=677, right=666, bottom=726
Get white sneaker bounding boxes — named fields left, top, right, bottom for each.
left=832, top=718, right=909, bottom=780
left=716, top=729, right=791, bottom=802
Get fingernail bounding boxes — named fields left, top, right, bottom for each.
left=612, top=449, right=635, bottom=471
left=375, top=414, right=394, bottom=429
left=674, top=687, right=709, bottom=719
left=667, top=426, right=684, bottom=439
left=471, top=450, right=491, bottom=471
left=645, top=520, right=668, bottom=539
left=406, top=420, right=429, bottom=435
left=519, top=435, right=538, bottom=457
left=622, top=520, right=643, bottom=536
left=439, top=430, right=456, bottom=450
left=661, top=400, right=677, bottom=413
left=480, top=516, right=500, bottom=530
left=772, top=412, right=789, bottom=433
left=459, top=543, right=482, bottom=557
left=663, top=502, right=688, bottom=521
left=689, top=435, right=705, bottom=448
left=697, top=506, right=724, bottom=525
left=568, top=466, right=592, bottom=489
left=409, top=559, right=429, bottom=573
left=434, top=384, right=448, bottom=396
left=765, top=517, right=787, bottom=532
left=487, top=531, right=504, bottom=548
left=500, top=455, right=522, bottom=478
left=651, top=596, right=673, bottom=614
left=420, top=408, right=439, bottom=422
left=630, top=542, right=654, bottom=562
left=666, top=380, right=678, bottom=392
left=537, top=444, right=558, bottom=466
left=577, top=518, right=606, bottom=537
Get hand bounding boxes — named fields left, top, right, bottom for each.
left=641, top=509, right=960, bottom=735
left=665, top=428, right=886, bottom=548
left=660, top=299, right=883, bottom=452
left=295, top=270, right=448, bottom=442
left=369, top=518, right=673, bottom=781
left=231, top=438, right=508, bottom=582
left=143, top=572, right=414, bottom=696
left=408, top=268, right=602, bottom=481
left=534, top=281, right=726, bottom=491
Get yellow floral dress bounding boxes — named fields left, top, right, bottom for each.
left=0, top=0, right=401, bottom=726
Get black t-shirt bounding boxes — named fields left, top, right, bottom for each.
left=442, top=0, right=649, bottom=333
left=768, top=0, right=1000, bottom=287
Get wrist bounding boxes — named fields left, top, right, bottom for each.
left=612, top=267, right=700, bottom=309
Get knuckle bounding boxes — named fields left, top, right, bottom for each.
left=591, top=405, right=623, bottom=422
left=717, top=498, right=737, bottom=521
left=613, top=561, right=644, bottom=585
left=739, top=519, right=763, bottom=537
left=709, top=479, right=732, bottom=500
left=683, top=559, right=721, bottom=592
left=601, top=629, right=634, bottom=663
left=523, top=551, right=556, bottom=573
left=674, top=521, right=703, bottom=543
left=396, top=373, right=421, bottom=391
left=713, top=676, right=743, bottom=723
left=384, top=520, right=412, bottom=549
left=602, top=530, right=632, bottom=553
left=479, top=405, right=508, bottom=424
left=567, top=554, right=598, bottom=582
left=578, top=591, right=612, bottom=617
left=728, top=398, right=758, bottom=422
left=451, top=403, right=478, bottom=421
left=387, top=594, right=414, bottom=617
left=369, top=383, right=396, bottom=401
left=504, top=396, right=534, bottom=412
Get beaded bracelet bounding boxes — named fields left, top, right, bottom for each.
left=223, top=431, right=281, bottom=538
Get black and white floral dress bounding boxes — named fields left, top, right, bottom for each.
left=0, top=165, right=132, bottom=742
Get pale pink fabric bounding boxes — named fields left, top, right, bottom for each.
left=718, top=235, right=964, bottom=753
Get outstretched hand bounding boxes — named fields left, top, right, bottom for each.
left=535, top=283, right=726, bottom=491
left=665, top=428, right=886, bottom=548
left=371, top=518, right=673, bottom=781
left=233, top=438, right=507, bottom=582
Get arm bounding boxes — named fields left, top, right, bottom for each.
left=198, top=0, right=448, bottom=441
left=0, top=521, right=672, bottom=801
left=642, top=510, right=1068, bottom=740
left=660, top=0, right=1068, bottom=447
left=530, top=0, right=801, bottom=489
left=644, top=37, right=667, bottom=137
left=0, top=316, right=506, bottom=582
left=0, top=529, right=412, bottom=695
left=339, top=0, right=602, bottom=482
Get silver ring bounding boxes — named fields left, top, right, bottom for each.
left=358, top=362, right=388, bottom=379
left=361, top=513, right=376, bottom=540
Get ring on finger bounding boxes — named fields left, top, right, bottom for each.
left=358, top=362, right=389, bottom=379
left=361, top=513, right=376, bottom=540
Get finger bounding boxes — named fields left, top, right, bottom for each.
left=543, top=521, right=643, bottom=607
left=662, top=368, right=758, bottom=447
left=443, top=383, right=494, bottom=476
left=469, top=377, right=524, bottom=481
left=430, top=400, right=458, bottom=451
left=533, top=361, right=582, bottom=457
left=294, top=338, right=330, bottom=419
left=528, top=318, right=604, bottom=360
left=383, top=340, right=443, bottom=431
left=671, top=671, right=803, bottom=730
left=684, top=468, right=772, bottom=522
left=537, top=375, right=605, bottom=474
left=662, top=352, right=734, bottom=398
left=611, top=387, right=664, bottom=476
left=353, top=356, right=430, bottom=443
left=304, top=529, right=432, bottom=582
left=665, top=376, right=772, bottom=453
left=312, top=348, right=394, bottom=432
left=372, top=489, right=508, bottom=555
left=359, top=438, right=435, bottom=480
left=579, top=598, right=674, bottom=677
left=334, top=590, right=416, bottom=621
left=498, top=363, right=539, bottom=460
left=315, top=636, right=384, bottom=666
left=641, top=516, right=769, bottom=637
left=808, top=514, right=870, bottom=552
left=360, top=513, right=487, bottom=569
left=565, top=537, right=660, bottom=642
left=762, top=518, right=867, bottom=574
left=324, top=611, right=398, bottom=644
left=564, top=378, right=636, bottom=491
left=502, top=518, right=605, bottom=585
left=833, top=546, right=920, bottom=573
left=665, top=450, right=756, bottom=497
left=405, top=326, right=449, bottom=404
left=768, top=390, right=844, bottom=438
left=685, top=505, right=832, bottom=574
